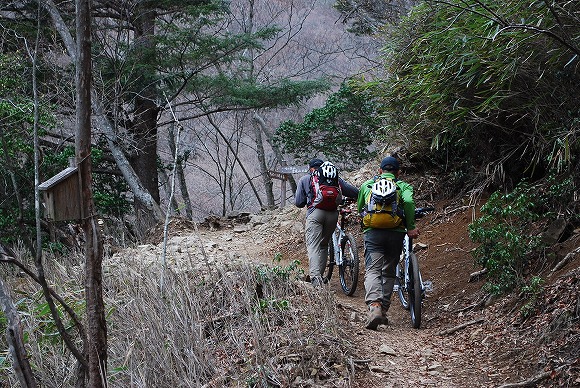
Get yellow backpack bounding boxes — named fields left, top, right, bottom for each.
left=361, top=177, right=404, bottom=228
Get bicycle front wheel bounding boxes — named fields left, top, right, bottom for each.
left=323, top=238, right=335, bottom=283
left=408, top=252, right=422, bottom=329
left=338, top=234, right=359, bottom=296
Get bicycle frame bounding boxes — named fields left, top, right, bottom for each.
left=323, top=201, right=360, bottom=296
left=395, top=207, right=434, bottom=328
left=332, top=208, right=349, bottom=267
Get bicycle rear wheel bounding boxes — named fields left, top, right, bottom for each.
left=396, top=260, right=409, bottom=310
left=338, top=234, right=359, bottom=296
left=408, top=252, right=422, bottom=329
left=323, top=238, right=335, bottom=283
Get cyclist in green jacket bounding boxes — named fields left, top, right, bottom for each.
left=357, top=156, right=419, bottom=330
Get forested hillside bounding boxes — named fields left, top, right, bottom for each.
left=0, top=0, right=578, bottom=386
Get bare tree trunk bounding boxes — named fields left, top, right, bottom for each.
left=0, top=277, right=37, bottom=387
left=159, top=167, right=181, bottom=215
left=41, top=0, right=164, bottom=224
left=241, top=0, right=304, bottom=205
left=130, top=3, right=161, bottom=233
left=252, top=116, right=275, bottom=208
left=240, top=2, right=273, bottom=210
left=177, top=159, right=193, bottom=218
left=168, top=126, right=193, bottom=219
left=23, top=7, right=42, bottom=387
left=252, top=113, right=298, bottom=198
left=76, top=1, right=107, bottom=386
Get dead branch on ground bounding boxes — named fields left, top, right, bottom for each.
left=549, top=247, right=580, bottom=275
left=438, top=318, right=484, bottom=335
left=497, top=365, right=567, bottom=388
left=469, top=267, right=488, bottom=282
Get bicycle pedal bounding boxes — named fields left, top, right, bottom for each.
left=423, top=280, right=433, bottom=292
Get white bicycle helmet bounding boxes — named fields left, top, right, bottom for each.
left=371, top=178, right=397, bottom=198
left=319, top=161, right=337, bottom=179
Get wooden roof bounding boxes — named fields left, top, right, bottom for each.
left=38, top=167, right=78, bottom=191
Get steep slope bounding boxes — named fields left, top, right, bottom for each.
left=126, top=159, right=580, bottom=387
left=141, top=191, right=579, bottom=387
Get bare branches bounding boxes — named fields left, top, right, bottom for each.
left=205, top=111, right=265, bottom=209
left=0, top=253, right=88, bottom=368
left=335, top=0, right=412, bottom=32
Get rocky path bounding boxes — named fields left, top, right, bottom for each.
left=132, top=202, right=578, bottom=387
left=185, top=205, right=521, bottom=387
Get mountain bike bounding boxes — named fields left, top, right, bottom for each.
left=322, top=198, right=360, bottom=296
left=395, top=207, right=434, bottom=328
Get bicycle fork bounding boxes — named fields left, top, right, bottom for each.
left=396, top=236, right=431, bottom=296
left=393, top=256, right=414, bottom=294
left=332, top=229, right=344, bottom=266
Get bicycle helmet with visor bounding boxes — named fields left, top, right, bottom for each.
left=319, top=161, right=337, bottom=179
left=371, top=178, right=397, bottom=202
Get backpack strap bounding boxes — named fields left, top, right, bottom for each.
left=308, top=173, right=318, bottom=208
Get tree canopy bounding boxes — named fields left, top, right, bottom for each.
left=275, top=82, right=381, bottom=170
left=365, top=0, right=579, bottom=189
left=271, top=0, right=579, bottom=196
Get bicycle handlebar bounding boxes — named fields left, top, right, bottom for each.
left=339, top=199, right=434, bottom=219
left=341, top=197, right=356, bottom=206
left=415, top=207, right=435, bottom=219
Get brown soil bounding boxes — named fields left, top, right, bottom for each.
left=145, top=167, right=579, bottom=388
left=194, top=193, right=580, bottom=387
left=266, top=199, right=497, bottom=387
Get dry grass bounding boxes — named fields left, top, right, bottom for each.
left=1, top=250, right=355, bottom=387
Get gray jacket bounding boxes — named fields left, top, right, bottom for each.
left=295, top=173, right=359, bottom=217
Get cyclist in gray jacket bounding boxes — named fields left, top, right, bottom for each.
left=295, top=158, right=359, bottom=287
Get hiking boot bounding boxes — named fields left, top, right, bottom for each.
left=365, top=302, right=388, bottom=330
left=311, top=276, right=324, bottom=288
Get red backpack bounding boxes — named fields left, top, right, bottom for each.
left=310, top=162, right=342, bottom=211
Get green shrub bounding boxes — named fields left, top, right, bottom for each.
left=253, top=255, right=303, bottom=314
left=469, top=172, right=576, bottom=295
left=520, top=276, right=545, bottom=319
left=256, top=254, right=303, bottom=283
left=469, top=180, right=544, bottom=294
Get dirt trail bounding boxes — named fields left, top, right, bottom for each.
left=193, top=197, right=579, bottom=387
left=182, top=202, right=486, bottom=386
left=257, top=202, right=499, bottom=387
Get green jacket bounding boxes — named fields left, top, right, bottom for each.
left=357, top=172, right=416, bottom=233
